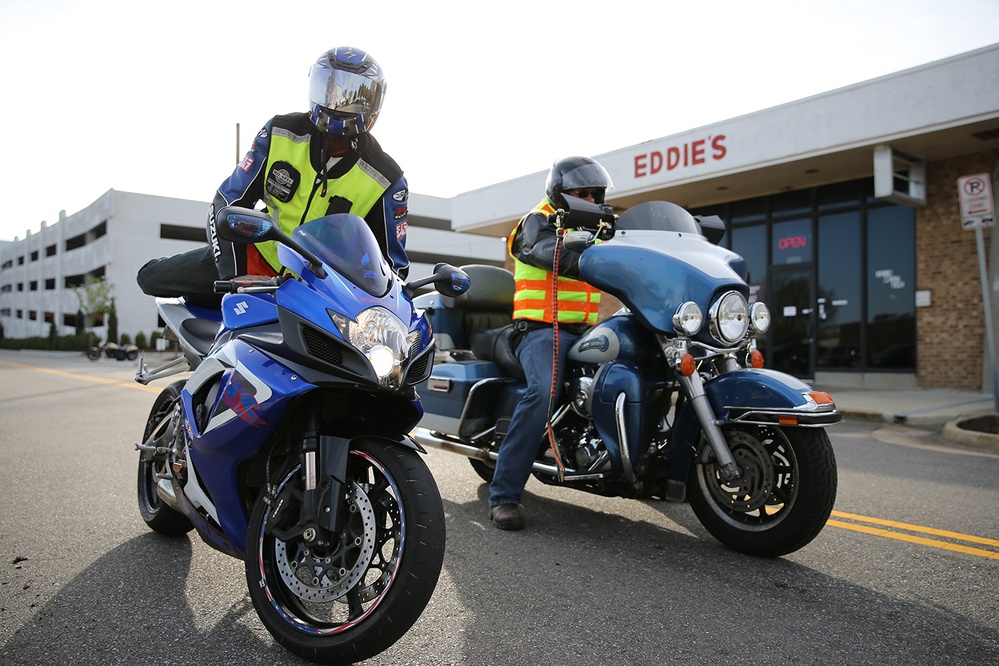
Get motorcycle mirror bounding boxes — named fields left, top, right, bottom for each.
left=563, top=230, right=595, bottom=252
left=694, top=214, right=726, bottom=245
left=216, top=206, right=327, bottom=279
left=216, top=206, right=277, bottom=243
left=403, top=263, right=471, bottom=300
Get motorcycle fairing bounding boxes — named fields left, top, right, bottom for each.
left=589, top=361, right=647, bottom=477
left=182, top=338, right=318, bottom=542
left=579, top=232, right=746, bottom=335
left=220, top=293, right=279, bottom=330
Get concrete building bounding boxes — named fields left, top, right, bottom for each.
left=0, top=190, right=506, bottom=344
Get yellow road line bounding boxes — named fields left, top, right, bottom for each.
left=831, top=510, right=999, bottom=548
left=827, top=520, right=999, bottom=560
left=0, top=359, right=161, bottom=393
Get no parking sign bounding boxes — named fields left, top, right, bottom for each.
left=957, top=172, right=995, bottom=230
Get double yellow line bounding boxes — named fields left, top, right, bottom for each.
left=829, top=510, right=999, bottom=560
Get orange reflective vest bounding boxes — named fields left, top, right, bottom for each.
left=507, top=198, right=601, bottom=325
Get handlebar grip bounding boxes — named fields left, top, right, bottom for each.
left=213, top=280, right=235, bottom=294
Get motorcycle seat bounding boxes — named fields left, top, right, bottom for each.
left=181, top=318, right=221, bottom=356
left=469, top=325, right=525, bottom=381
left=429, top=265, right=515, bottom=351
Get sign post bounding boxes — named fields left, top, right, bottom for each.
left=957, top=173, right=998, bottom=412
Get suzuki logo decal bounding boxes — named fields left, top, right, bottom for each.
left=233, top=301, right=249, bottom=315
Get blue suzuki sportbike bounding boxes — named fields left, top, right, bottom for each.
left=134, top=207, right=469, bottom=664
left=414, top=198, right=840, bottom=557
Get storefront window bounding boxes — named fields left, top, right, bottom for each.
left=692, top=179, right=916, bottom=377
left=731, top=197, right=767, bottom=224
left=731, top=225, right=767, bottom=304
left=772, top=218, right=812, bottom=265
left=772, top=189, right=812, bottom=218
left=866, top=206, right=915, bottom=369
left=817, top=212, right=861, bottom=369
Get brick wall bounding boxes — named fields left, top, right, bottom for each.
left=917, top=148, right=999, bottom=390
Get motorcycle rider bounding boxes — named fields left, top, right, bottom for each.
left=488, top=156, right=613, bottom=530
left=137, top=46, right=410, bottom=304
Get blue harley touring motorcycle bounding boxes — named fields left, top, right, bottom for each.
left=134, top=207, right=469, bottom=664
left=413, top=197, right=840, bottom=557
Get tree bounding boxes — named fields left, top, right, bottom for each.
left=71, top=278, right=116, bottom=337
left=108, top=299, right=119, bottom=344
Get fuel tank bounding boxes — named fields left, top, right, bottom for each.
left=568, top=314, right=660, bottom=366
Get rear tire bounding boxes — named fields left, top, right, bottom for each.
left=688, top=425, right=837, bottom=558
left=246, top=439, right=445, bottom=664
left=468, top=457, right=495, bottom=483
left=136, top=381, right=194, bottom=536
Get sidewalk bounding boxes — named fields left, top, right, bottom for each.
left=817, top=385, right=999, bottom=452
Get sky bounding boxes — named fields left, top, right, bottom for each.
left=1, top=0, right=998, bottom=242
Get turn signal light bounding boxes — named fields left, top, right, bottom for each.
left=750, top=350, right=764, bottom=368
left=808, top=391, right=835, bottom=405
left=679, top=353, right=696, bottom=377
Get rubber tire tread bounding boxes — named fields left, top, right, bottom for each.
left=688, top=427, right=837, bottom=558
left=245, top=439, right=446, bottom=664
left=136, top=381, right=194, bottom=536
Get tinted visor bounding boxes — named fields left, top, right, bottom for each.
left=308, top=66, right=385, bottom=119
left=559, top=162, right=614, bottom=192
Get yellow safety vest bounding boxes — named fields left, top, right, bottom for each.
left=255, top=127, right=390, bottom=272
left=508, top=198, right=601, bottom=325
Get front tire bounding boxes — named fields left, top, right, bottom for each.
left=86, top=348, right=101, bottom=361
left=246, top=439, right=445, bottom=664
left=688, top=425, right=837, bottom=557
left=136, top=381, right=194, bottom=536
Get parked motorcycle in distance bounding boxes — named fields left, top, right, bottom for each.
left=87, top=340, right=140, bottom=361
left=134, top=207, right=469, bottom=664
left=414, top=196, right=840, bottom=558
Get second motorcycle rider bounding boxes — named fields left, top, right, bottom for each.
left=488, top=156, right=614, bottom=530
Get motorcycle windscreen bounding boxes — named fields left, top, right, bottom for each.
left=579, top=233, right=746, bottom=334
left=284, top=213, right=393, bottom=297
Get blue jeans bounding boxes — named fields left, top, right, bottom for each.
left=489, top=326, right=579, bottom=507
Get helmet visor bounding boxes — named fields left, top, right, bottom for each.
left=559, top=162, right=614, bottom=192
left=308, top=66, right=385, bottom=120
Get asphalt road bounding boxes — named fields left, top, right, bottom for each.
left=1, top=350, right=997, bottom=665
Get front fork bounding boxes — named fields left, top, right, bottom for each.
left=268, top=412, right=351, bottom=547
left=676, top=358, right=744, bottom=482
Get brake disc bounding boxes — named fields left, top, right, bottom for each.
left=274, top=481, right=378, bottom=602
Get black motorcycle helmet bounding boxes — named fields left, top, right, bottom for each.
left=545, top=156, right=613, bottom=208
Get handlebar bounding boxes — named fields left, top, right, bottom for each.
left=213, top=275, right=289, bottom=294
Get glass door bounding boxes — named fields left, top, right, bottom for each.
left=769, top=266, right=814, bottom=378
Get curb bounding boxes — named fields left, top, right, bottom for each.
left=841, top=408, right=999, bottom=453
left=940, top=414, right=999, bottom=453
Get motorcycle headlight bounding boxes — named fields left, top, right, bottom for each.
left=750, top=302, right=771, bottom=334
left=672, top=301, right=703, bottom=336
left=331, top=307, right=420, bottom=389
left=708, top=291, right=749, bottom=345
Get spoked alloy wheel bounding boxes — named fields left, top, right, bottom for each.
left=136, top=381, right=193, bottom=536
left=688, top=425, right=837, bottom=557
left=246, top=439, right=445, bottom=664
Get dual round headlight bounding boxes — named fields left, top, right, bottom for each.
left=674, top=293, right=771, bottom=345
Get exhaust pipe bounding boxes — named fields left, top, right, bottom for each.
left=156, top=478, right=182, bottom=510
left=412, top=428, right=608, bottom=481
